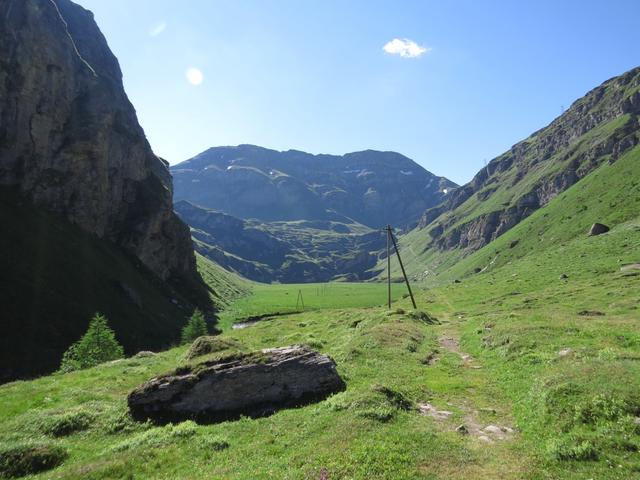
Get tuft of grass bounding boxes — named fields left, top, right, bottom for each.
left=184, top=336, right=244, bottom=360
left=0, top=442, right=68, bottom=478
left=41, top=410, right=94, bottom=437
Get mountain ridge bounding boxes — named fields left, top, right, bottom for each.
left=171, top=145, right=457, bottom=229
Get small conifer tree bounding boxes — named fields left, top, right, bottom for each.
left=181, top=309, right=208, bottom=344
left=60, top=313, right=124, bottom=372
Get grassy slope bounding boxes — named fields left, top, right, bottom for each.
left=0, top=209, right=638, bottom=477
left=0, top=148, right=638, bottom=478
left=387, top=143, right=640, bottom=283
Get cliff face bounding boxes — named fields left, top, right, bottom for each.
left=0, top=0, right=196, bottom=282
left=0, top=0, right=213, bottom=382
left=418, top=66, right=640, bottom=252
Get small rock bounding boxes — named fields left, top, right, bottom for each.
left=558, top=348, right=572, bottom=357
left=133, top=351, right=156, bottom=359
left=455, top=424, right=469, bottom=435
left=483, top=425, right=503, bottom=434
left=559, top=274, right=568, bottom=280
left=621, top=263, right=640, bottom=272
left=588, top=223, right=610, bottom=236
left=478, top=435, right=493, bottom=443
left=479, top=408, right=497, bottom=414
left=419, top=403, right=453, bottom=420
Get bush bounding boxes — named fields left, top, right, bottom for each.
left=0, top=443, right=67, bottom=478
left=59, top=313, right=124, bottom=372
left=181, top=309, right=208, bottom=345
left=547, top=437, right=598, bottom=461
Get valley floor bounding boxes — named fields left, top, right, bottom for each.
left=1, top=217, right=639, bottom=479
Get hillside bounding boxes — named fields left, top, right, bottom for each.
left=384, top=66, right=640, bottom=281
left=1, top=203, right=637, bottom=478
left=176, top=201, right=386, bottom=283
left=171, top=145, right=456, bottom=229
left=0, top=0, right=214, bottom=381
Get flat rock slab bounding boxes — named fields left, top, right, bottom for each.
left=128, top=345, right=345, bottom=423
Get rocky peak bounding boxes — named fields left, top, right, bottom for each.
left=0, top=0, right=196, bottom=282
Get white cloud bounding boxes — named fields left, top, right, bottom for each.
left=383, top=38, right=430, bottom=58
left=149, top=22, right=167, bottom=37
left=186, top=67, right=204, bottom=86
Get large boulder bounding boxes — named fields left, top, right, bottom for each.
left=128, top=345, right=345, bottom=422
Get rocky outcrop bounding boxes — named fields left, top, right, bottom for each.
left=0, top=0, right=197, bottom=283
left=418, top=66, right=640, bottom=252
left=128, top=345, right=346, bottom=422
left=588, top=223, right=610, bottom=236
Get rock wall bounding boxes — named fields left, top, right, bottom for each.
left=0, top=0, right=197, bottom=282
left=419, top=67, right=640, bottom=251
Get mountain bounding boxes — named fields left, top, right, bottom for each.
left=389, top=66, right=640, bottom=281
left=176, top=201, right=385, bottom=283
left=0, top=0, right=214, bottom=381
left=171, top=145, right=456, bottom=282
left=171, top=145, right=457, bottom=229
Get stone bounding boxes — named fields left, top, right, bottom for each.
left=455, top=424, right=469, bottom=435
left=133, top=351, right=157, bottom=359
left=588, top=223, right=610, bottom=236
left=128, top=345, right=345, bottom=422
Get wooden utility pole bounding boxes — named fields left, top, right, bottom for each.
left=386, top=224, right=391, bottom=309
left=296, top=289, right=305, bottom=311
left=388, top=227, right=417, bottom=309
left=384, top=225, right=417, bottom=310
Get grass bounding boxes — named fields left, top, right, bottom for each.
left=217, top=281, right=407, bottom=330
left=1, top=117, right=638, bottom=477
left=1, top=207, right=638, bottom=477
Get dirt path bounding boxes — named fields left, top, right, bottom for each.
left=413, top=308, right=529, bottom=477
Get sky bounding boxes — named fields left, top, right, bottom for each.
left=75, top=0, right=640, bottom=185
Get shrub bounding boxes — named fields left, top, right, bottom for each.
left=547, top=437, right=598, bottom=461
left=0, top=443, right=67, bottom=478
left=181, top=309, right=208, bottom=345
left=59, top=313, right=124, bottom=372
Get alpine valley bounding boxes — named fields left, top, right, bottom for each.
left=0, top=1, right=639, bottom=479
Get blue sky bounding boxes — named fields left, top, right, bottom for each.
left=75, top=0, right=639, bottom=184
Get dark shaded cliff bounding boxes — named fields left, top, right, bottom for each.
left=0, top=0, right=212, bottom=381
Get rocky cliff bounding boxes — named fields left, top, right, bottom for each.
left=418, top=66, right=640, bottom=252
left=0, top=0, right=212, bottom=381
left=0, top=0, right=197, bottom=283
